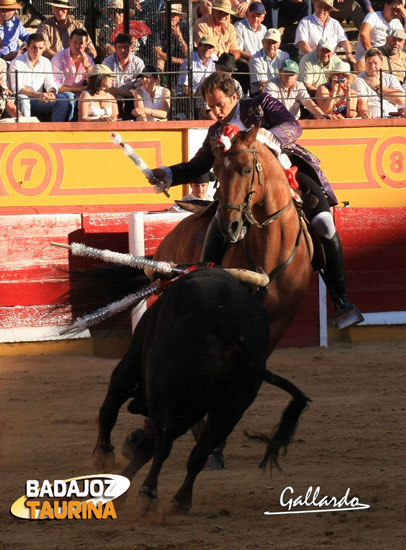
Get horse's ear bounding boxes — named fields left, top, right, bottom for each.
left=246, top=124, right=260, bottom=144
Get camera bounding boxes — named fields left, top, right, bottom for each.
left=338, top=76, right=346, bottom=84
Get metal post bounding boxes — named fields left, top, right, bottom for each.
left=15, top=69, right=19, bottom=123
left=187, top=0, right=193, bottom=120
left=124, top=0, right=130, bottom=34
left=379, top=68, right=383, bottom=119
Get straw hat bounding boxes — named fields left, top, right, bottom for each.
left=0, top=0, right=22, bottom=9
left=46, top=0, right=76, bottom=8
left=325, top=61, right=357, bottom=85
left=103, top=0, right=135, bottom=16
left=211, top=0, right=237, bottom=16
left=89, top=64, right=114, bottom=77
left=158, top=3, right=186, bottom=15
left=312, top=0, right=338, bottom=11
left=198, top=34, right=216, bottom=47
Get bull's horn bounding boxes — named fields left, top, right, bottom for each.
left=224, top=268, right=269, bottom=287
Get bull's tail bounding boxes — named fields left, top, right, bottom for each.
left=246, top=369, right=310, bottom=471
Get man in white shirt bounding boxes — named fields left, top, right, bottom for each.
left=9, top=33, right=71, bottom=121
left=234, top=2, right=267, bottom=60
left=298, top=37, right=345, bottom=95
left=178, top=34, right=217, bottom=95
left=264, top=59, right=326, bottom=119
left=352, top=47, right=405, bottom=117
left=355, top=0, right=404, bottom=62
left=295, top=0, right=356, bottom=65
left=248, top=28, right=290, bottom=94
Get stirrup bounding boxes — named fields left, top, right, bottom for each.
left=329, top=304, right=365, bottom=330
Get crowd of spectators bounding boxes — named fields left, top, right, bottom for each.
left=1, top=0, right=406, bottom=121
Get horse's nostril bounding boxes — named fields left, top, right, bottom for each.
left=231, top=221, right=240, bottom=235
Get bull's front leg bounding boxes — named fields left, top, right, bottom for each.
left=93, top=355, right=136, bottom=472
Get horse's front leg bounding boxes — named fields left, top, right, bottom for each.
left=93, top=354, right=136, bottom=472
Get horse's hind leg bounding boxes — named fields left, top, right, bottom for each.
left=93, top=354, right=135, bottom=472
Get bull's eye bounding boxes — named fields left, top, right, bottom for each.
left=243, top=167, right=252, bottom=176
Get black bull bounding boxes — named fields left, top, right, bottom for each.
left=92, top=267, right=310, bottom=514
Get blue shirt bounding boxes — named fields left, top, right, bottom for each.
left=0, top=16, right=30, bottom=57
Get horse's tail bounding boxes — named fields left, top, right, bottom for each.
left=246, top=370, right=310, bottom=471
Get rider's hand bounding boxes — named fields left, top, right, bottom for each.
left=148, top=168, right=167, bottom=186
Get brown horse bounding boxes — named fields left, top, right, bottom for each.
left=154, top=125, right=313, bottom=354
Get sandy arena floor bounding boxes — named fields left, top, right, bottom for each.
left=0, top=341, right=405, bottom=550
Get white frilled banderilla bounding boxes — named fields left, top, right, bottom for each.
left=51, top=242, right=270, bottom=335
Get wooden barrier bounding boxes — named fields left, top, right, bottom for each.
left=1, top=120, right=405, bottom=352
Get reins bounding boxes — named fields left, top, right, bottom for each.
left=217, top=144, right=304, bottom=284
left=218, top=146, right=293, bottom=229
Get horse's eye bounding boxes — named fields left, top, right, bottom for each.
left=243, top=167, right=252, bottom=176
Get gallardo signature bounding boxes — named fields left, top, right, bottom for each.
left=264, top=486, right=370, bottom=515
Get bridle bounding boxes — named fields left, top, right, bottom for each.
left=217, top=146, right=293, bottom=229
left=216, top=144, right=305, bottom=284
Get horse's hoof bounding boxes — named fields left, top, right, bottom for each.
left=169, top=498, right=191, bottom=515
left=204, top=452, right=225, bottom=470
left=92, top=447, right=115, bottom=472
left=122, top=429, right=144, bottom=460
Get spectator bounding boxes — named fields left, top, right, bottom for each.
left=298, top=37, right=344, bottom=95
left=352, top=47, right=405, bottom=118
left=37, top=0, right=97, bottom=60
left=248, top=28, right=289, bottom=95
left=9, top=33, right=72, bottom=121
left=51, top=28, right=95, bottom=118
left=103, top=32, right=144, bottom=119
left=315, top=60, right=366, bottom=118
left=357, top=28, right=406, bottom=81
left=264, top=59, right=326, bottom=119
left=198, top=52, right=243, bottom=119
left=193, top=0, right=240, bottom=59
left=234, top=2, right=267, bottom=61
left=262, top=0, right=312, bottom=32
left=0, top=0, right=30, bottom=62
left=131, top=64, right=171, bottom=121
left=331, top=0, right=374, bottom=30
left=155, top=4, right=188, bottom=74
left=99, top=0, right=150, bottom=59
left=0, top=56, right=18, bottom=116
left=182, top=172, right=215, bottom=201
left=178, top=34, right=217, bottom=96
left=355, top=0, right=405, bottom=64
left=78, top=64, right=119, bottom=121
left=295, top=0, right=356, bottom=65
left=194, top=0, right=213, bottom=19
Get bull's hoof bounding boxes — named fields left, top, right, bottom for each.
left=136, top=486, right=159, bottom=517
left=92, top=447, right=115, bottom=472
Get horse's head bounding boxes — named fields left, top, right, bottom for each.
left=213, top=124, right=265, bottom=243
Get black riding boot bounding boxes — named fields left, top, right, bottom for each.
left=320, top=232, right=364, bottom=330
left=200, top=216, right=226, bottom=265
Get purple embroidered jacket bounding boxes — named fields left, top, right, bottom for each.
left=169, top=93, right=337, bottom=205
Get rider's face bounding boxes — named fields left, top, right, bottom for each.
left=205, top=89, right=238, bottom=122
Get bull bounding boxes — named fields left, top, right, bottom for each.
left=92, top=267, right=309, bottom=515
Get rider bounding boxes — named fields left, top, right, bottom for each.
left=148, top=71, right=363, bottom=330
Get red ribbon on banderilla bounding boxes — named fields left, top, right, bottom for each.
left=111, top=132, right=170, bottom=197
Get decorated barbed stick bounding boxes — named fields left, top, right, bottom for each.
left=59, top=264, right=201, bottom=335
left=51, top=241, right=185, bottom=274
left=111, top=132, right=170, bottom=197
left=59, top=280, right=162, bottom=335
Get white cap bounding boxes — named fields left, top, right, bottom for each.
left=317, top=37, right=336, bottom=51
left=264, top=28, right=281, bottom=42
